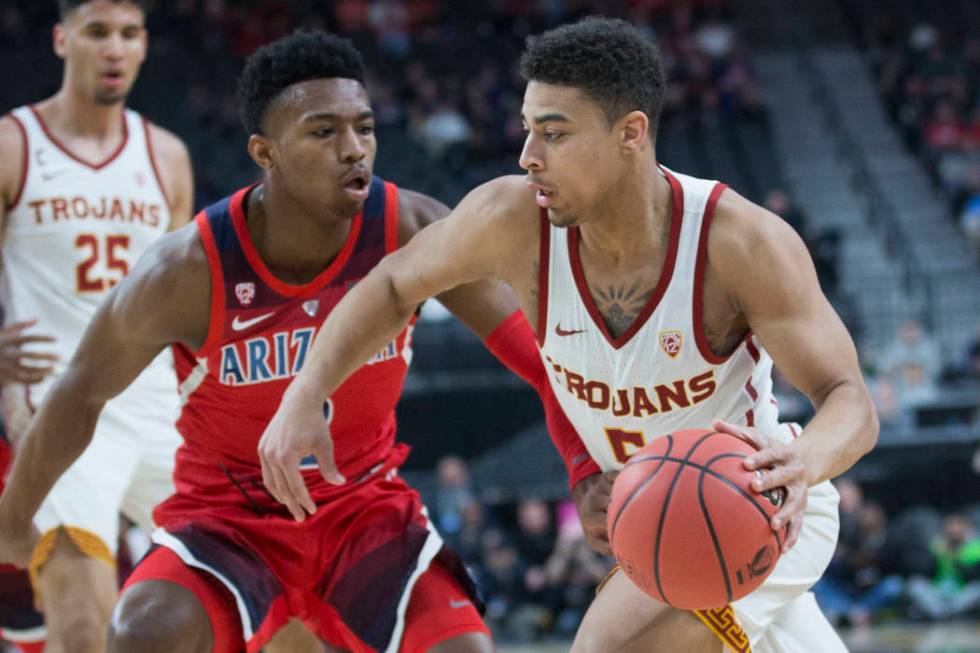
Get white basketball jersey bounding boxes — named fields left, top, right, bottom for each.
left=2, top=105, right=174, bottom=404
left=538, top=167, right=782, bottom=472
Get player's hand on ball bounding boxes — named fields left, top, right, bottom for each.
left=0, top=320, right=58, bottom=385
left=572, top=471, right=618, bottom=556
left=259, top=381, right=345, bottom=522
left=712, top=420, right=807, bottom=553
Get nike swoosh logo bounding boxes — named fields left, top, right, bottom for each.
left=231, top=313, right=275, bottom=331
left=555, top=323, right=587, bottom=337
left=40, top=170, right=70, bottom=181
left=449, top=599, right=471, bottom=609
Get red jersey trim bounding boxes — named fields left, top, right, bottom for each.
left=384, top=180, right=399, bottom=253
left=193, top=211, right=225, bottom=357
left=693, top=182, right=749, bottom=364
left=5, top=113, right=28, bottom=211
left=745, top=337, right=761, bottom=363
left=142, top=117, right=170, bottom=209
left=229, top=186, right=363, bottom=298
left=29, top=105, right=128, bottom=171
left=567, top=167, right=684, bottom=350
left=536, top=210, right=551, bottom=346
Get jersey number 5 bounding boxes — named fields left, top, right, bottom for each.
left=605, top=428, right=647, bottom=464
left=76, top=234, right=130, bottom=293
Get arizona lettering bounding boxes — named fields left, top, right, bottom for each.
left=219, top=327, right=404, bottom=386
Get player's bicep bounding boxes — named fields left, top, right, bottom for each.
left=738, top=229, right=861, bottom=406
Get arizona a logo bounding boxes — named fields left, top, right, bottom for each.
left=659, top=330, right=682, bottom=358
left=235, top=282, right=256, bottom=306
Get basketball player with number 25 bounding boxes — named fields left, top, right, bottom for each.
left=261, top=17, right=878, bottom=653
left=0, top=2, right=191, bottom=652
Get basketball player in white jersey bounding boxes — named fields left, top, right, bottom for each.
left=259, top=17, right=879, bottom=653
left=0, top=1, right=192, bottom=651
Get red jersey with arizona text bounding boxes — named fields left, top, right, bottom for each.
left=171, top=176, right=413, bottom=483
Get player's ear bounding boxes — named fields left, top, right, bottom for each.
left=53, top=23, right=67, bottom=59
left=247, top=134, right=276, bottom=171
left=619, top=110, right=649, bottom=155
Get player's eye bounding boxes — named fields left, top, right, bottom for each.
left=312, top=128, right=334, bottom=138
left=544, top=131, right=564, bottom=142
left=359, top=124, right=375, bottom=135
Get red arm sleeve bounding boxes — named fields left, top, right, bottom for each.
left=483, top=310, right=601, bottom=491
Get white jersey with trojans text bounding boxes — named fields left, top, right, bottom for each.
left=536, top=166, right=845, bottom=653
left=1, top=105, right=180, bottom=555
left=537, top=167, right=780, bottom=471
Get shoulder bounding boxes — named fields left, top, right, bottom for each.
left=708, top=187, right=810, bottom=273
left=143, top=120, right=191, bottom=176
left=0, top=114, right=27, bottom=207
left=395, top=186, right=450, bottom=245
left=115, top=220, right=211, bottom=346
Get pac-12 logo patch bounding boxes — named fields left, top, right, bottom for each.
left=302, top=300, right=319, bottom=317
left=659, top=330, right=682, bottom=358
left=235, top=282, right=255, bottom=306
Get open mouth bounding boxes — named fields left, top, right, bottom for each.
left=102, top=71, right=125, bottom=86
left=341, top=169, right=371, bottom=201
left=528, top=181, right=556, bottom=208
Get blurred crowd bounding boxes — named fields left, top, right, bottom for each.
left=865, top=13, right=980, bottom=260
left=1, top=0, right=759, bottom=206
left=813, top=478, right=980, bottom=628
left=429, top=456, right=611, bottom=642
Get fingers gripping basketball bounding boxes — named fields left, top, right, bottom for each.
left=606, top=428, right=786, bottom=610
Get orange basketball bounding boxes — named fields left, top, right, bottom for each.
left=606, top=428, right=785, bottom=610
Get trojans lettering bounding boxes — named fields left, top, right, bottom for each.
left=545, top=355, right=717, bottom=417
left=28, top=196, right=163, bottom=228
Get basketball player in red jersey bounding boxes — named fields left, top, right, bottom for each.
left=261, top=18, right=878, bottom=653
left=0, top=29, right=591, bottom=653
left=0, top=2, right=193, bottom=652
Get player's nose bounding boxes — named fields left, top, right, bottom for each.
left=519, top=135, right=543, bottom=171
left=339, top=126, right=367, bottom=162
left=102, top=33, right=125, bottom=59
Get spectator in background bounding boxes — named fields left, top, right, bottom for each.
left=961, top=167, right=980, bottom=261
left=879, top=320, right=942, bottom=402
left=814, top=480, right=903, bottom=626
left=966, top=323, right=980, bottom=380
left=907, top=513, right=980, bottom=620
left=543, top=501, right=610, bottom=635
left=477, top=528, right=527, bottom=640
left=764, top=189, right=841, bottom=294
left=434, top=455, right=474, bottom=538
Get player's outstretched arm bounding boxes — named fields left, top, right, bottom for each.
left=708, top=189, right=879, bottom=551
left=0, top=229, right=208, bottom=567
left=259, top=177, right=531, bottom=519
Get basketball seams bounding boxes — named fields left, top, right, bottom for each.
left=609, top=435, right=674, bottom=544
left=701, top=453, right=785, bottom=552
left=697, top=465, right=734, bottom=604
left=652, top=430, right=721, bottom=606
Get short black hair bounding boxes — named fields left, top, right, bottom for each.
left=237, top=29, right=366, bottom=135
left=520, top=17, right=665, bottom=136
left=58, top=0, right=149, bottom=19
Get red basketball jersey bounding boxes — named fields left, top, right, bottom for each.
left=172, top=177, right=414, bottom=482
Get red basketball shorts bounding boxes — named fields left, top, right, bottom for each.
left=125, top=444, right=487, bottom=652
left=0, top=438, right=45, bottom=649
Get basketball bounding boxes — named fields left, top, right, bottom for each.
left=606, top=428, right=786, bottom=610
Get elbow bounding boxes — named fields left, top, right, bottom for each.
left=861, top=386, right=880, bottom=456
